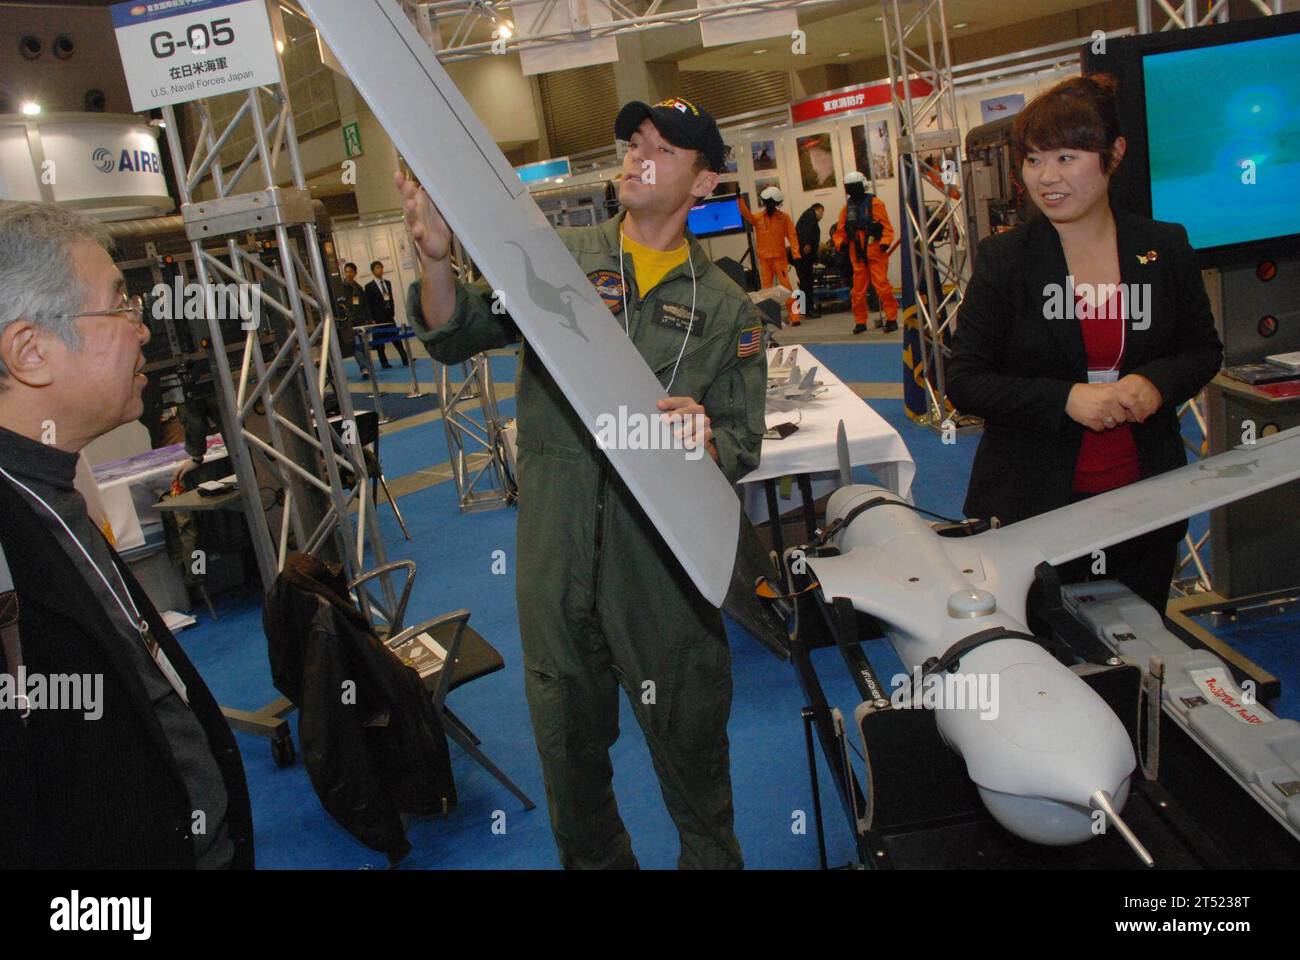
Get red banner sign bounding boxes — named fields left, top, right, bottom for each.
left=790, top=78, right=935, bottom=124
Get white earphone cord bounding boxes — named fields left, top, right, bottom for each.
left=619, top=226, right=696, bottom=393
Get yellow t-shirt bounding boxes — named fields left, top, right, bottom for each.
left=622, top=229, right=688, bottom=297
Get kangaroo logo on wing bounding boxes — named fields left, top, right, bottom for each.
left=1190, top=459, right=1259, bottom=483
left=504, top=241, right=591, bottom=342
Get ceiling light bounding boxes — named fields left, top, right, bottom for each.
left=495, top=23, right=513, bottom=39
left=837, top=51, right=851, bottom=58
left=276, top=39, right=285, bottom=53
left=953, top=22, right=969, bottom=29
left=20, top=101, right=40, bottom=116
left=754, top=48, right=767, bottom=54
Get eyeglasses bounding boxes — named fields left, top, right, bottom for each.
left=53, top=294, right=148, bottom=325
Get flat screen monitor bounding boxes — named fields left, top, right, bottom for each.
left=1143, top=31, right=1300, bottom=253
left=688, top=195, right=745, bottom=238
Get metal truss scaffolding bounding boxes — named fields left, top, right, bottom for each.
left=1136, top=0, right=1282, bottom=33
left=439, top=356, right=516, bottom=511
left=432, top=240, right=515, bottom=513
left=392, top=0, right=849, bottom=60
left=158, top=48, right=398, bottom=756
left=881, top=0, right=970, bottom=429
left=1174, top=393, right=1213, bottom=595
left=160, top=83, right=391, bottom=594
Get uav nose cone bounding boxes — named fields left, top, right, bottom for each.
left=979, top=776, right=1132, bottom=845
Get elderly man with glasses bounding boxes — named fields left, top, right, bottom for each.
left=0, top=201, right=254, bottom=869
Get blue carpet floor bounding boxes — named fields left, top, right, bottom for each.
left=345, top=389, right=441, bottom=422
left=174, top=341, right=1299, bottom=869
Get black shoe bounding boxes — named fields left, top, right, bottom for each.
left=883, top=321, right=898, bottom=333
left=380, top=362, right=393, bottom=369
left=852, top=323, right=867, bottom=335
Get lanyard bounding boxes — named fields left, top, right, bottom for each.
left=1078, top=285, right=1126, bottom=373
left=0, top=465, right=189, bottom=704
left=618, top=227, right=697, bottom=393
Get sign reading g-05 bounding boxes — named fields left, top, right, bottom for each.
left=111, top=0, right=282, bottom=111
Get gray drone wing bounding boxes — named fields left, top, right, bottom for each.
left=302, top=0, right=739, bottom=606
left=976, top=425, right=1300, bottom=567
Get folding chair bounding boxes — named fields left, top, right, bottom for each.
left=350, top=561, right=535, bottom=812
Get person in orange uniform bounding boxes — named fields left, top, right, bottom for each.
left=739, top=187, right=803, bottom=325
left=833, top=171, right=898, bottom=334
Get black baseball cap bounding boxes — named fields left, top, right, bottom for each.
left=615, top=97, right=727, bottom=173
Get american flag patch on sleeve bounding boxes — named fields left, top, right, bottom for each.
left=737, top=325, right=762, bottom=358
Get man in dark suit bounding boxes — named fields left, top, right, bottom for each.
left=338, top=261, right=370, bottom=358
left=794, top=203, right=824, bottom=318
left=336, top=260, right=371, bottom=379
left=363, top=260, right=409, bottom=369
left=0, top=200, right=254, bottom=869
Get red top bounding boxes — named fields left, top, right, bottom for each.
left=1073, top=289, right=1141, bottom=494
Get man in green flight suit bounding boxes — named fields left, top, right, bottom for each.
left=396, top=97, right=767, bottom=869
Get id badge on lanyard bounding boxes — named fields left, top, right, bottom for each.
left=1085, top=287, right=1124, bottom=385
left=141, top=623, right=190, bottom=705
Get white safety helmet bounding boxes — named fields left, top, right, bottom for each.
left=760, top=186, right=784, bottom=204
left=844, top=171, right=868, bottom=187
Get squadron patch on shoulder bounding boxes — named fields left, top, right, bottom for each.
left=737, top=324, right=763, bottom=358
left=587, top=270, right=625, bottom=314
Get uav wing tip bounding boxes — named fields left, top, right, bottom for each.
left=836, top=419, right=851, bottom=487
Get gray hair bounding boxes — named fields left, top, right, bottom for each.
left=0, top=201, right=113, bottom=387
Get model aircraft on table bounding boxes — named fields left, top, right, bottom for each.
left=302, top=0, right=1300, bottom=863
left=768, top=347, right=798, bottom=375
left=767, top=364, right=827, bottom=403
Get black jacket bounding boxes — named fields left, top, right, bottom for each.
left=364, top=278, right=396, bottom=325
left=946, top=207, right=1223, bottom=526
left=263, top=555, right=455, bottom=864
left=795, top=207, right=822, bottom=259
left=337, top=279, right=372, bottom=350
left=0, top=478, right=254, bottom=869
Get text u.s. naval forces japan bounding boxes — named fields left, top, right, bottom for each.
left=150, top=70, right=254, bottom=99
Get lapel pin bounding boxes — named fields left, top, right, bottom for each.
left=1137, top=249, right=1159, bottom=265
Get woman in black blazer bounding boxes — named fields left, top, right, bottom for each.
left=947, top=75, right=1222, bottom=615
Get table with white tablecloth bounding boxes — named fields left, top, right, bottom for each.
left=91, top=435, right=227, bottom=551
left=739, top=346, right=915, bottom=550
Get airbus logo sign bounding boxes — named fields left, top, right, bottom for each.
left=91, top=146, right=163, bottom=175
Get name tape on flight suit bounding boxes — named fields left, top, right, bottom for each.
left=652, top=300, right=707, bottom=333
